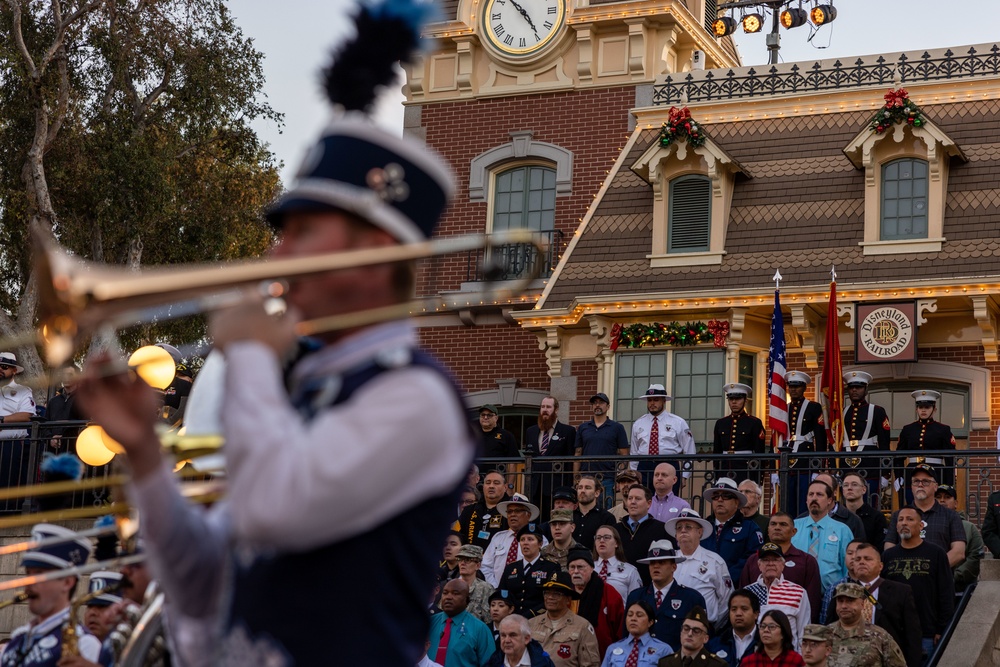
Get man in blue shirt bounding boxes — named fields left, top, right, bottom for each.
left=428, top=578, right=496, bottom=667
left=574, top=392, right=629, bottom=503
left=791, top=480, right=853, bottom=593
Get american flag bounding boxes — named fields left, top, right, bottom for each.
left=767, top=289, right=789, bottom=444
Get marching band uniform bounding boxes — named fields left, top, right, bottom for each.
left=712, top=384, right=765, bottom=484
left=785, top=372, right=827, bottom=518
left=896, top=390, right=956, bottom=497
left=841, top=372, right=891, bottom=499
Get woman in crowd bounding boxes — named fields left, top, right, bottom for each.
left=592, top=525, right=643, bottom=601
left=739, top=610, right=804, bottom=667
left=601, top=601, right=673, bottom=666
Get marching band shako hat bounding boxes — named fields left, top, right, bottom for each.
left=636, top=384, right=672, bottom=400
left=664, top=508, right=713, bottom=539
left=843, top=370, right=873, bottom=387
left=22, top=523, right=92, bottom=570
left=724, top=382, right=752, bottom=399
left=85, top=571, right=123, bottom=607
left=265, top=0, right=454, bottom=243
left=786, top=371, right=811, bottom=386
left=911, top=389, right=941, bottom=405
left=541, top=571, right=580, bottom=599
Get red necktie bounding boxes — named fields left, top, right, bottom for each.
left=435, top=617, right=452, bottom=664
left=716, top=522, right=724, bottom=539
left=540, top=430, right=550, bottom=455
left=599, top=560, right=610, bottom=581
left=649, top=416, right=659, bottom=456
left=655, top=589, right=663, bottom=608
left=505, top=534, right=519, bottom=565
left=625, top=638, right=641, bottom=667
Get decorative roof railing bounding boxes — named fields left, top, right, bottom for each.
left=652, top=44, right=1000, bottom=105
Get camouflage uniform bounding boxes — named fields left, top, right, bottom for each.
left=827, top=622, right=906, bottom=667
left=657, top=648, right=728, bottom=667
left=528, top=611, right=601, bottom=667
left=541, top=539, right=582, bottom=571
left=467, top=577, right=495, bottom=624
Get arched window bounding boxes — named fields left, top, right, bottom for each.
left=881, top=158, right=928, bottom=241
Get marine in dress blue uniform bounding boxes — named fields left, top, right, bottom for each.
left=626, top=542, right=706, bottom=651
left=712, top=384, right=765, bottom=484
left=842, top=371, right=891, bottom=501
left=0, top=524, right=101, bottom=667
left=784, top=371, right=827, bottom=518
left=896, top=390, right=956, bottom=501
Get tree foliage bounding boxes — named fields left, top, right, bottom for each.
left=0, top=0, right=282, bottom=378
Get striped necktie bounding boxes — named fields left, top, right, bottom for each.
left=809, top=524, right=820, bottom=558
left=540, top=430, right=550, bottom=455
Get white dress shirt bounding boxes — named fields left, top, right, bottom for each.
left=629, top=412, right=696, bottom=475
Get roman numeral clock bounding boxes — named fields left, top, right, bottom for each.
left=482, top=0, right=566, bottom=58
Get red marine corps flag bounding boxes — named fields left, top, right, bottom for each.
left=821, top=266, right=844, bottom=451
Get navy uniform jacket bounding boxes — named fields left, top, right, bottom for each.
left=0, top=610, right=101, bottom=667
left=705, top=629, right=759, bottom=667
left=712, top=412, right=765, bottom=480
left=500, top=557, right=560, bottom=618
left=787, top=398, right=827, bottom=464
left=700, top=515, right=764, bottom=584
left=896, top=419, right=956, bottom=485
left=455, top=501, right=508, bottom=549
left=616, top=517, right=672, bottom=586
left=843, top=401, right=891, bottom=476
left=626, top=580, right=707, bottom=652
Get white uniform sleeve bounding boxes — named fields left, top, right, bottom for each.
left=79, top=634, right=102, bottom=662
left=222, top=342, right=473, bottom=552
left=626, top=566, right=643, bottom=597
left=481, top=533, right=505, bottom=588
left=712, top=557, right=732, bottom=623
left=629, top=421, right=642, bottom=470
left=12, top=387, right=33, bottom=414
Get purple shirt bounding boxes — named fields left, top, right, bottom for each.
left=649, top=492, right=690, bottom=523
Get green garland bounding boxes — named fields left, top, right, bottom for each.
left=659, top=106, right=706, bottom=148
left=615, top=322, right=714, bottom=349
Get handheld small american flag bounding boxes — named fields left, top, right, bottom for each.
left=767, top=289, right=789, bottom=445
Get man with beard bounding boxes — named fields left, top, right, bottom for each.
left=482, top=494, right=548, bottom=587
left=809, top=473, right=865, bottom=541
left=841, top=372, right=891, bottom=500
left=427, top=579, right=495, bottom=667
left=528, top=572, right=600, bottom=667
left=574, top=392, right=628, bottom=503
left=881, top=506, right=954, bottom=660
left=630, top=385, right=695, bottom=492
left=478, top=404, right=520, bottom=479
left=455, top=471, right=510, bottom=549
left=792, top=481, right=852, bottom=594
left=737, top=480, right=768, bottom=535
left=527, top=397, right=577, bottom=521
left=706, top=590, right=760, bottom=667
left=572, top=476, right=616, bottom=549
left=0, top=524, right=101, bottom=665
left=712, top=384, right=765, bottom=484
left=609, top=471, right=642, bottom=522
left=883, top=464, right=965, bottom=567
left=0, top=352, right=35, bottom=490
left=567, top=549, right=623, bottom=657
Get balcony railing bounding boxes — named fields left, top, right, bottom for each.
left=466, top=229, right=564, bottom=283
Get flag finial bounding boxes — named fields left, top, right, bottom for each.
left=773, top=270, right=783, bottom=289
left=831, top=265, right=837, bottom=282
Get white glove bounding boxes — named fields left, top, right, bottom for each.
left=880, top=476, right=889, bottom=490
left=771, top=473, right=780, bottom=487
left=893, top=477, right=903, bottom=492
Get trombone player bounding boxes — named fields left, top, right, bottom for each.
left=78, top=1, right=475, bottom=664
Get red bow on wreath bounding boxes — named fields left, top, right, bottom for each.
left=668, top=106, right=693, bottom=125
left=707, top=319, right=730, bottom=348
left=609, top=323, right=623, bottom=351
left=884, top=88, right=908, bottom=109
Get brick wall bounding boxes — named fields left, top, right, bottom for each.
left=419, top=324, right=550, bottom=394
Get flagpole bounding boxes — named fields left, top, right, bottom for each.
left=772, top=270, right=784, bottom=453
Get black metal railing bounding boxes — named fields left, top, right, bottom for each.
left=466, top=229, right=564, bottom=282
left=652, top=44, right=1000, bottom=105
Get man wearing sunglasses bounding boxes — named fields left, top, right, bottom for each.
left=0, top=352, right=34, bottom=490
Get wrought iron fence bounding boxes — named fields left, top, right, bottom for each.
left=652, top=44, right=1000, bottom=105
left=466, top=229, right=564, bottom=282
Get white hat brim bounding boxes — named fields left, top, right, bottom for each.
left=636, top=393, right=672, bottom=400
left=496, top=500, right=540, bottom=522
left=664, top=516, right=714, bottom=538
left=637, top=553, right=687, bottom=564
left=703, top=487, right=749, bottom=509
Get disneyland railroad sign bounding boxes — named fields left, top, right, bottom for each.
left=855, top=301, right=918, bottom=363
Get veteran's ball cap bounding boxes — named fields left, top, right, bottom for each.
left=517, top=522, right=545, bottom=540
left=589, top=392, right=610, bottom=404
left=86, top=571, right=124, bottom=607
left=758, top=542, right=784, bottom=559
left=456, top=544, right=484, bottom=561
left=685, top=606, right=711, bottom=632
left=616, top=470, right=642, bottom=484
left=935, top=484, right=957, bottom=498
left=552, top=487, right=578, bottom=504
left=566, top=548, right=594, bottom=568
left=801, top=624, right=832, bottom=642
left=912, top=463, right=938, bottom=481
left=844, top=371, right=873, bottom=386
left=22, top=523, right=92, bottom=570
left=480, top=404, right=499, bottom=415
left=549, top=508, right=575, bottom=524
left=834, top=582, right=867, bottom=599
left=541, top=571, right=580, bottom=598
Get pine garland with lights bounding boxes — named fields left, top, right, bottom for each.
left=610, top=320, right=729, bottom=350
left=659, top=106, right=706, bottom=148
left=870, top=88, right=924, bottom=134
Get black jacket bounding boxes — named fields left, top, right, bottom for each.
left=615, top=516, right=670, bottom=586
left=486, top=639, right=556, bottom=667
left=823, top=577, right=922, bottom=667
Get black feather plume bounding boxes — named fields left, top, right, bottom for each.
left=324, top=0, right=436, bottom=113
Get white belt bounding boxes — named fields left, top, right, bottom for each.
left=725, top=450, right=753, bottom=455
left=906, top=456, right=944, bottom=465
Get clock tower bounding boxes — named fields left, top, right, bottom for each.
left=404, top=0, right=741, bottom=426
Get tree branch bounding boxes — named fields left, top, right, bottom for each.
left=133, top=59, right=172, bottom=124
left=8, top=0, right=39, bottom=78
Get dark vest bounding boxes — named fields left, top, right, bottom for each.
left=223, top=349, right=470, bottom=665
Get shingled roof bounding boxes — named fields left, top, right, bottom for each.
left=541, top=99, right=1000, bottom=310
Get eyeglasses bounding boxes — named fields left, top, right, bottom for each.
left=911, top=479, right=935, bottom=486
left=0, top=365, right=13, bottom=371
left=594, top=535, right=615, bottom=541
left=759, top=623, right=781, bottom=631
left=680, top=626, right=706, bottom=636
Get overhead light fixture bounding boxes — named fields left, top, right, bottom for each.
left=780, top=8, right=808, bottom=28
left=810, top=5, right=837, bottom=25
left=711, top=16, right=738, bottom=37
left=742, top=13, right=764, bottom=33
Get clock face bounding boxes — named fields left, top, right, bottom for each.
left=483, top=0, right=565, bottom=57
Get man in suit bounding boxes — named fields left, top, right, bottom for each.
left=822, top=542, right=921, bottom=667
left=615, top=485, right=670, bottom=586
left=526, top=396, right=576, bottom=521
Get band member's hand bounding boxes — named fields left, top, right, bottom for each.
left=209, top=294, right=301, bottom=357
left=76, top=353, right=163, bottom=480
left=57, top=653, right=101, bottom=666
